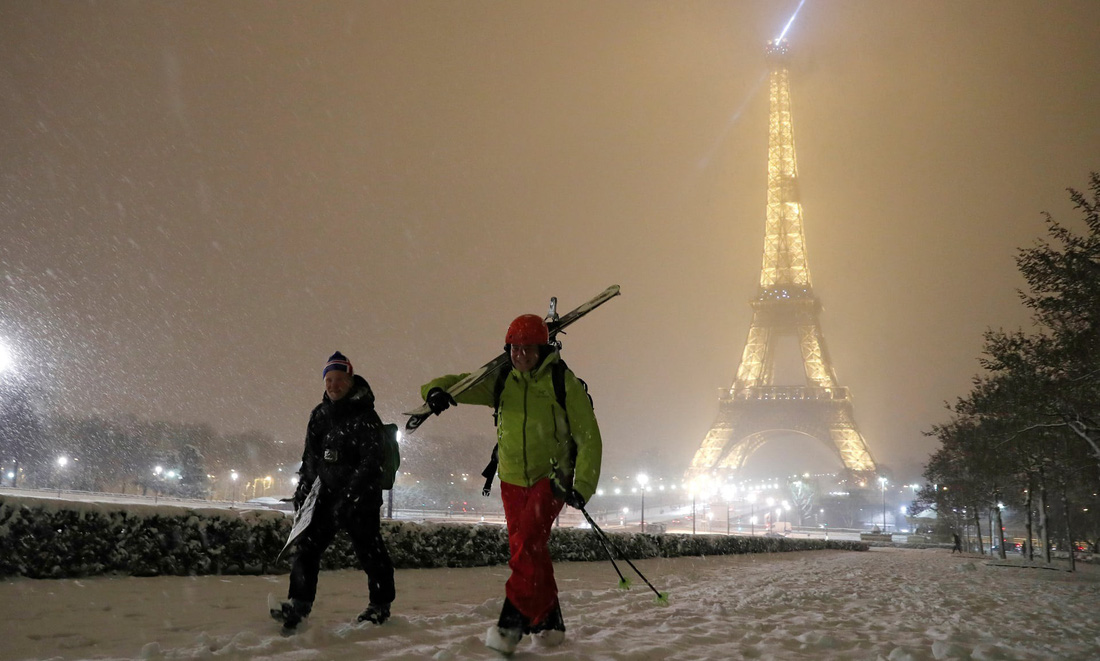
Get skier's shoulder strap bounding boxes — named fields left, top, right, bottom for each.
left=551, top=359, right=568, bottom=412
left=553, top=358, right=592, bottom=412
left=491, top=367, right=510, bottom=427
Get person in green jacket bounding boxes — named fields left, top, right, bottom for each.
left=421, top=313, right=602, bottom=654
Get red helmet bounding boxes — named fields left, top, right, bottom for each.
left=505, top=314, right=549, bottom=345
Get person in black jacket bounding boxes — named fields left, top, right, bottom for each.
left=272, top=351, right=395, bottom=629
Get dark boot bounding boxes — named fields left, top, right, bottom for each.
left=528, top=600, right=565, bottom=646
left=270, top=598, right=312, bottom=630
left=486, top=598, right=528, bottom=655
left=357, top=602, right=391, bottom=625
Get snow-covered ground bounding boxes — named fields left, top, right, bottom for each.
left=3, top=547, right=1097, bottom=660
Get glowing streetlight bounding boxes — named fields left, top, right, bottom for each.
left=637, top=473, right=649, bottom=533
left=0, top=340, right=13, bottom=375
left=688, top=479, right=698, bottom=535
left=747, top=492, right=758, bottom=536
left=721, top=484, right=736, bottom=535
left=879, top=476, right=888, bottom=532
left=56, top=456, right=68, bottom=496
left=230, top=470, right=239, bottom=506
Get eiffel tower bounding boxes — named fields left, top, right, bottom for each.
left=689, top=40, right=876, bottom=477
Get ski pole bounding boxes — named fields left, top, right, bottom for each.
left=580, top=507, right=630, bottom=588
left=580, top=507, right=669, bottom=604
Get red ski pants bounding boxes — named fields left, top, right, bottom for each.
left=500, top=478, right=565, bottom=626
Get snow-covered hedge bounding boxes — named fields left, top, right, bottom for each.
left=0, top=495, right=867, bottom=578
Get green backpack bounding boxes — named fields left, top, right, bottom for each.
left=381, top=423, right=401, bottom=490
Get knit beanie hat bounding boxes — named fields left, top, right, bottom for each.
left=322, top=351, right=353, bottom=378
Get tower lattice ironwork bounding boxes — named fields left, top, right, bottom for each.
left=689, top=40, right=876, bottom=476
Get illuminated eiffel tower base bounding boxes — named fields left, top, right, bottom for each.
left=689, top=40, right=876, bottom=479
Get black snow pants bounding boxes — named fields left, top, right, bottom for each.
left=288, top=492, right=395, bottom=607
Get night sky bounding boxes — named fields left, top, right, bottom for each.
left=2, top=1, right=1098, bottom=480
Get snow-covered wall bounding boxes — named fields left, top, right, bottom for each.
left=0, top=494, right=867, bottom=579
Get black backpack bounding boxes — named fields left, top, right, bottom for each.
left=380, top=423, right=401, bottom=490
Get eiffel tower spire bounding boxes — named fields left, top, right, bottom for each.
left=760, top=40, right=811, bottom=293
left=689, top=40, right=876, bottom=477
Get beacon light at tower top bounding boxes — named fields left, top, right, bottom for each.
left=775, top=0, right=807, bottom=43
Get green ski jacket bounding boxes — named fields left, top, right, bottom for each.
left=421, top=352, right=602, bottom=501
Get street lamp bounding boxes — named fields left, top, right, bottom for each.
left=387, top=430, right=402, bottom=519
left=688, top=479, right=698, bottom=535
left=747, top=492, right=757, bottom=536
left=56, top=455, right=68, bottom=496
left=0, top=339, right=13, bottom=375
left=878, top=477, right=888, bottom=532
left=637, top=473, right=648, bottom=533
left=230, top=470, right=239, bottom=507
left=721, top=484, right=736, bottom=535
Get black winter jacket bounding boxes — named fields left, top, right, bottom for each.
left=299, top=375, right=385, bottom=508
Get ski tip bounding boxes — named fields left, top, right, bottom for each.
left=618, top=577, right=632, bottom=590
left=655, top=592, right=670, bottom=606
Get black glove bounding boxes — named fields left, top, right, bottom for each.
left=292, top=479, right=311, bottom=512
left=563, top=488, right=586, bottom=510
left=426, top=387, right=457, bottom=415
left=337, top=489, right=360, bottom=518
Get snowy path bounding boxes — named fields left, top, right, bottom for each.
left=3, top=547, right=1098, bottom=660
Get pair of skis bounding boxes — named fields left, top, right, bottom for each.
left=402, top=284, right=621, bottom=432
